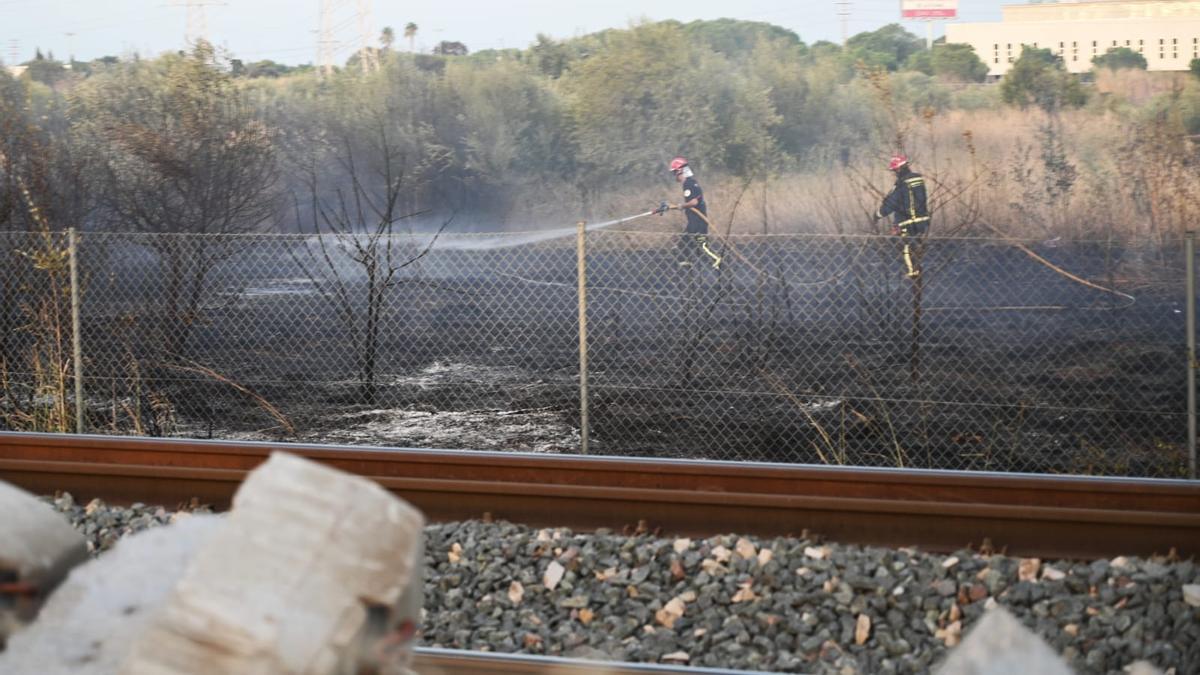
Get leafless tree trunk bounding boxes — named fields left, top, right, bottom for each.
left=294, top=113, right=453, bottom=402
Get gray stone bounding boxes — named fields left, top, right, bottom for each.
left=28, top=494, right=1200, bottom=675
left=934, top=579, right=958, bottom=597
left=0, top=515, right=222, bottom=674
left=0, top=481, right=89, bottom=646
left=1084, top=647, right=1107, bottom=671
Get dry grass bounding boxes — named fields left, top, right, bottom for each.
left=534, top=71, right=1200, bottom=251
left=1093, top=68, right=1191, bottom=104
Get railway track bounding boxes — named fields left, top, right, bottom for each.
left=2, top=431, right=1198, bottom=674
left=1, top=432, right=1196, bottom=559
left=413, top=647, right=755, bottom=673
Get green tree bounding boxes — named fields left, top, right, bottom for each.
left=73, top=43, right=279, bottom=357
left=708, top=72, right=783, bottom=178
left=809, top=40, right=843, bottom=59
left=240, top=59, right=296, bottom=78
left=529, top=34, right=572, bottom=79
left=404, top=22, right=418, bottom=52
left=905, top=50, right=933, bottom=75
left=1190, top=57, right=1200, bottom=79
left=562, top=22, right=784, bottom=187
left=682, top=18, right=803, bottom=60
left=1092, top=47, right=1147, bottom=71
left=931, top=43, right=988, bottom=82
left=1001, top=46, right=1086, bottom=111
left=748, top=36, right=816, bottom=157
left=561, top=22, right=725, bottom=183
left=432, top=41, right=469, bottom=56
left=71, top=55, right=120, bottom=78
left=847, top=24, right=924, bottom=71
left=380, top=26, right=395, bottom=51
left=442, top=59, right=574, bottom=206
left=24, top=57, right=67, bottom=86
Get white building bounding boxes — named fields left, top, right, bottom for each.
left=946, top=0, right=1200, bottom=76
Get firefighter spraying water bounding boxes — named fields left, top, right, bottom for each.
left=655, top=157, right=723, bottom=270
left=444, top=156, right=730, bottom=270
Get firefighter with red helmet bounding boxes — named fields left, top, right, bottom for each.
left=660, top=157, right=722, bottom=270
left=875, top=154, right=929, bottom=279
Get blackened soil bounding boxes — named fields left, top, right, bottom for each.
left=75, top=236, right=1190, bottom=477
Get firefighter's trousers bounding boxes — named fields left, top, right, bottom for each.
left=679, top=233, right=722, bottom=269
left=895, top=220, right=928, bottom=278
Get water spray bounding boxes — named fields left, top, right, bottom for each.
left=588, top=201, right=671, bottom=231
left=424, top=204, right=671, bottom=251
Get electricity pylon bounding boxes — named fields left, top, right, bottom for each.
left=318, top=0, right=378, bottom=77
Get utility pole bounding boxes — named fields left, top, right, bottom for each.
left=317, top=0, right=338, bottom=76
left=835, top=0, right=852, bottom=47
left=186, top=0, right=208, bottom=46
left=172, top=0, right=223, bottom=48
left=355, top=0, right=378, bottom=74
left=317, top=0, right=377, bottom=77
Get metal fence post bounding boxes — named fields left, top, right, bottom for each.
left=577, top=221, right=590, bottom=455
left=68, top=227, right=84, bottom=434
left=1187, top=231, right=1197, bottom=479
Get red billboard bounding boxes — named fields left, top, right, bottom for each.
left=901, top=0, right=958, bottom=19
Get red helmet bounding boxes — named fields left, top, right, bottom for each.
left=669, top=157, right=688, bottom=174
left=888, top=154, right=908, bottom=171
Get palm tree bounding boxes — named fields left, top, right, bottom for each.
left=404, top=22, right=418, bottom=52
left=380, top=26, right=395, bottom=51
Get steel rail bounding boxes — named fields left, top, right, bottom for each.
left=0, top=432, right=1197, bottom=559
left=413, top=647, right=759, bottom=674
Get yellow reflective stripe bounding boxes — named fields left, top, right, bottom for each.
left=898, top=216, right=930, bottom=227
left=905, top=176, right=925, bottom=218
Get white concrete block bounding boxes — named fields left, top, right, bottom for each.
left=934, top=607, right=1074, bottom=675
left=0, top=481, right=88, bottom=644
left=120, top=452, right=425, bottom=675
left=0, top=514, right=223, bottom=674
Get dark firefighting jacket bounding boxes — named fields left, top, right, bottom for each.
left=877, top=169, right=930, bottom=235
left=681, top=176, right=708, bottom=234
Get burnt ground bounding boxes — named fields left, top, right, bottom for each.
left=68, top=233, right=1191, bottom=478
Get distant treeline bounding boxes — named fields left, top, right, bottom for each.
left=3, top=18, right=1200, bottom=234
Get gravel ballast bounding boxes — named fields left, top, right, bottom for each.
left=34, top=494, right=1200, bottom=674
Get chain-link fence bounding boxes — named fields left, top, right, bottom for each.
left=0, top=228, right=1192, bottom=477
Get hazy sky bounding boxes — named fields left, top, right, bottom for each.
left=1, top=0, right=1004, bottom=66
